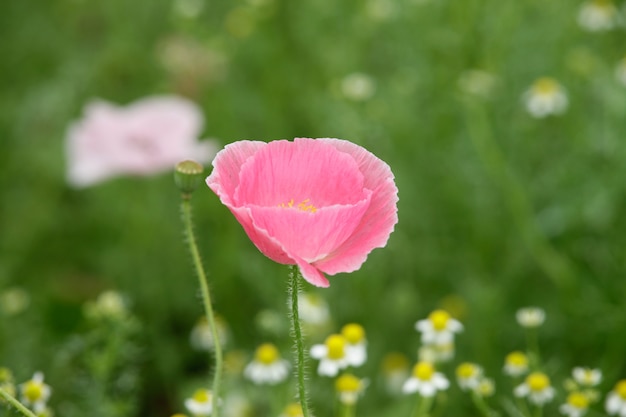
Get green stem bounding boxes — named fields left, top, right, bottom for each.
left=289, top=266, right=311, bottom=417
left=339, top=402, right=356, bottom=417
left=525, top=329, right=541, bottom=370
left=471, top=391, right=497, bottom=417
left=0, top=386, right=37, bottom=417
left=181, top=197, right=223, bottom=417
left=411, top=394, right=434, bottom=417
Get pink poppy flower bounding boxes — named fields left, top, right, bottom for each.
left=206, top=138, right=398, bottom=287
left=66, top=95, right=216, bottom=187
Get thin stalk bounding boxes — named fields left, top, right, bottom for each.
left=181, top=197, right=223, bottom=417
left=339, top=402, right=356, bottom=417
left=0, top=387, right=37, bottom=417
left=411, top=394, right=434, bottom=417
left=289, top=265, right=311, bottom=417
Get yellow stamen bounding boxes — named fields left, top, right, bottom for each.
left=615, top=380, right=626, bottom=399
left=412, top=362, right=435, bottom=381
left=526, top=372, right=550, bottom=392
left=567, top=392, right=589, bottom=409
left=23, top=381, right=43, bottom=402
left=428, top=309, right=450, bottom=331
left=533, top=77, right=559, bottom=95
left=325, top=334, right=346, bottom=360
left=279, top=198, right=318, bottom=213
left=456, top=363, right=478, bottom=379
left=192, top=389, right=211, bottom=403
left=335, top=374, right=361, bottom=393
left=506, top=351, right=528, bottom=367
left=255, top=343, right=280, bottom=365
left=283, top=403, right=304, bottom=417
left=341, top=323, right=365, bottom=344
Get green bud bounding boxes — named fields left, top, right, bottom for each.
left=175, top=160, right=204, bottom=196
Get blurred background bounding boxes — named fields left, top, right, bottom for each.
left=1, top=0, right=625, bottom=416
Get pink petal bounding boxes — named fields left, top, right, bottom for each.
left=312, top=138, right=398, bottom=275
left=233, top=138, right=366, bottom=207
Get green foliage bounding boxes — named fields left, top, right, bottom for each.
left=1, top=0, right=625, bottom=415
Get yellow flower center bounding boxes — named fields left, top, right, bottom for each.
left=335, top=374, right=361, bottom=393
left=506, top=351, right=528, bottom=367
left=533, top=77, right=559, bottom=95
left=526, top=372, right=550, bottom=392
left=170, top=414, right=189, bottom=417
left=283, top=403, right=304, bottom=417
left=341, top=323, right=365, bottom=344
left=325, top=335, right=347, bottom=360
left=428, top=310, right=450, bottom=331
left=192, top=389, right=211, bottom=403
left=255, top=343, right=280, bottom=365
left=456, top=363, right=478, bottom=379
left=279, top=199, right=318, bottom=213
left=413, top=362, right=435, bottom=381
left=23, top=381, right=43, bottom=402
left=615, top=380, right=626, bottom=399
left=567, top=392, right=589, bottom=409
left=592, top=0, right=613, bottom=9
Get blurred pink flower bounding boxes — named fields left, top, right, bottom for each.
left=66, top=95, right=216, bottom=187
left=206, top=138, right=398, bottom=287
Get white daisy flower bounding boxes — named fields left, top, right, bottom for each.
left=185, top=388, right=215, bottom=416
left=615, top=57, right=626, bottom=87
left=418, top=342, right=455, bottom=363
left=341, top=323, right=367, bottom=367
left=310, top=334, right=350, bottom=377
left=514, top=372, right=555, bottom=406
left=190, top=316, right=229, bottom=351
left=578, top=0, right=621, bottom=32
left=415, top=310, right=463, bottom=346
left=402, top=361, right=450, bottom=397
left=456, top=362, right=483, bottom=391
left=243, top=343, right=290, bottom=385
left=335, top=373, right=366, bottom=405
left=560, top=392, right=590, bottom=417
left=606, top=380, right=626, bottom=417
left=516, top=307, right=546, bottom=328
left=476, top=378, right=496, bottom=397
left=523, top=78, right=568, bottom=118
left=572, top=367, right=602, bottom=387
left=298, top=293, right=330, bottom=325
left=84, top=290, right=128, bottom=320
left=504, top=351, right=529, bottom=377
left=19, top=372, right=51, bottom=414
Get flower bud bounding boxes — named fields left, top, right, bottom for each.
left=175, top=160, right=204, bottom=196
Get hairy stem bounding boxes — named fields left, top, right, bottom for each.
left=289, top=265, right=311, bottom=417
left=181, top=197, right=223, bottom=417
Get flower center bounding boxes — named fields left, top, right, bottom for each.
left=382, top=352, right=409, bottom=374
left=278, top=198, right=318, bottom=213
left=526, top=372, right=550, bottom=392
left=428, top=310, right=450, bottom=331
left=533, top=78, right=559, bottom=95
left=567, top=392, right=589, bottom=409
left=325, top=335, right=347, bottom=360
left=616, top=380, right=626, bottom=399
left=23, top=381, right=43, bottom=402
left=255, top=343, right=279, bottom=365
left=413, top=362, right=435, bottom=381
left=192, top=389, right=211, bottom=403
left=341, top=323, right=365, bottom=344
left=284, top=403, right=304, bottom=417
left=456, top=363, right=478, bottom=379
left=506, top=351, right=528, bottom=367
left=335, top=374, right=361, bottom=393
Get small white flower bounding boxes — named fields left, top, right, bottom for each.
left=516, top=307, right=546, bottom=328
left=335, top=373, right=367, bottom=405
left=503, top=351, right=529, bottom=377
left=578, top=0, right=621, bottom=32
left=514, top=372, right=555, bottom=406
left=341, top=323, right=367, bottom=367
left=572, top=367, right=602, bottom=387
left=243, top=343, right=290, bottom=385
left=476, top=378, right=495, bottom=397
left=418, top=342, right=455, bottom=363
left=84, top=290, right=128, bottom=320
left=298, top=293, right=330, bottom=325
left=185, top=389, right=215, bottom=416
left=402, top=362, right=450, bottom=397
left=340, top=73, right=376, bottom=101
left=615, top=57, right=626, bottom=87
left=310, top=334, right=350, bottom=377
left=456, top=362, right=483, bottom=391
left=19, top=372, right=51, bottom=414
left=560, top=392, right=590, bottom=417
left=381, top=352, right=410, bottom=395
left=415, top=310, right=463, bottom=346
left=606, top=380, right=626, bottom=416
left=523, top=78, right=568, bottom=118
